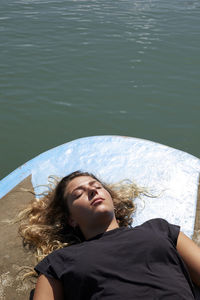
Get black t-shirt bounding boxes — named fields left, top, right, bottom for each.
left=35, top=218, right=195, bottom=299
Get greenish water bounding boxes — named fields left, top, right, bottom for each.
left=0, top=0, right=200, bottom=180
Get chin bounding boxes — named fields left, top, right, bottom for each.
left=94, top=206, right=114, bottom=218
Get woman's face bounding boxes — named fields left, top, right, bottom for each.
left=65, top=176, right=115, bottom=233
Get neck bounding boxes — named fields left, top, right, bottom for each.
left=83, top=218, right=119, bottom=240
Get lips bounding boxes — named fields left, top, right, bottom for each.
left=91, top=197, right=104, bottom=206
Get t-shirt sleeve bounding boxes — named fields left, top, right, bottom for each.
left=34, top=255, right=59, bottom=279
left=144, top=218, right=180, bottom=247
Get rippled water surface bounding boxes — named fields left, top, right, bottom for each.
left=0, top=0, right=200, bottom=179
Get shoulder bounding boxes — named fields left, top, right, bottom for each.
left=36, top=242, right=86, bottom=267
left=141, top=218, right=170, bottom=227
left=133, top=218, right=169, bottom=230
left=47, top=242, right=86, bottom=260
left=136, top=218, right=180, bottom=246
left=34, top=242, right=86, bottom=279
left=137, top=218, right=178, bottom=228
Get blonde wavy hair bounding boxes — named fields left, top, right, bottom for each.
left=18, top=171, right=148, bottom=276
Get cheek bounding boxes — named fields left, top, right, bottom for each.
left=104, top=190, right=114, bottom=203
left=67, top=198, right=89, bottom=218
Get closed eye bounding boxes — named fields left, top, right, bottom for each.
left=72, top=190, right=83, bottom=199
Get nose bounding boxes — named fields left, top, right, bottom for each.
left=88, top=187, right=98, bottom=200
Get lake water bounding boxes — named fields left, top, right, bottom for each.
left=0, top=0, right=200, bottom=180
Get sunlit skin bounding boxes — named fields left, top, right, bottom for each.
left=65, top=176, right=119, bottom=240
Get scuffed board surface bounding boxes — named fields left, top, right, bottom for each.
left=1, top=136, right=200, bottom=238
left=31, top=136, right=200, bottom=238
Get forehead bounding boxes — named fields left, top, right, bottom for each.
left=66, top=176, right=99, bottom=193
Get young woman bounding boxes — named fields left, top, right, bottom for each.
left=19, top=171, right=200, bottom=299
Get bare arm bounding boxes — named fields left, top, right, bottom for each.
left=177, top=231, right=200, bottom=286
left=33, top=274, right=64, bottom=300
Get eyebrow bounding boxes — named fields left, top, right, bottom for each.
left=71, top=180, right=100, bottom=194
